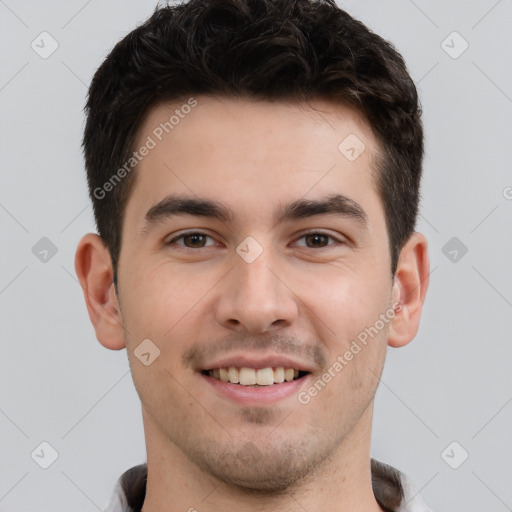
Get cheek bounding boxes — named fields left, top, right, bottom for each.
left=119, top=260, right=200, bottom=337
left=295, top=260, right=391, bottom=342
left=301, top=264, right=391, bottom=409
left=315, top=322, right=388, bottom=422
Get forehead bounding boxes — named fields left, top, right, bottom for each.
left=136, top=95, right=378, bottom=161
left=125, top=95, right=383, bottom=229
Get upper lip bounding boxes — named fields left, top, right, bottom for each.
left=198, top=354, right=316, bottom=373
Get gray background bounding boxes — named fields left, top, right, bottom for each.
left=1, top=0, right=511, bottom=510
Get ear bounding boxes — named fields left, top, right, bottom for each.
left=387, top=232, right=429, bottom=348
left=74, top=233, right=126, bottom=350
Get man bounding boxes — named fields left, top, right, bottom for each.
left=75, top=0, right=432, bottom=510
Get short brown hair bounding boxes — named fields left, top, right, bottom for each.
left=83, top=0, right=423, bottom=282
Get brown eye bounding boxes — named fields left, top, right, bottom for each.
left=294, top=232, right=340, bottom=249
left=182, top=233, right=207, bottom=248
left=304, top=233, right=330, bottom=248
left=167, top=232, right=215, bottom=248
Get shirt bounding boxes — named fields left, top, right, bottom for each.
left=104, top=459, right=434, bottom=512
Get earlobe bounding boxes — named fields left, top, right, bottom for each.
left=387, top=232, right=429, bottom=348
left=74, top=233, right=126, bottom=350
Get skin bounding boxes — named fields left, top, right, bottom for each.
left=75, top=95, right=429, bottom=512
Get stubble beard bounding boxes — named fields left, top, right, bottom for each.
left=171, top=407, right=338, bottom=495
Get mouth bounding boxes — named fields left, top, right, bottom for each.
left=201, top=367, right=310, bottom=386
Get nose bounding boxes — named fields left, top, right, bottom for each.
left=214, top=246, right=299, bottom=334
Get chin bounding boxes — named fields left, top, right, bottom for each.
left=207, top=460, right=307, bottom=494
left=186, top=438, right=328, bottom=495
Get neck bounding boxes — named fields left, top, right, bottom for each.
left=140, top=405, right=385, bottom=512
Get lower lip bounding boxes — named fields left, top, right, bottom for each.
left=200, top=373, right=310, bottom=405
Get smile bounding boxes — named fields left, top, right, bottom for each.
left=203, top=366, right=309, bottom=386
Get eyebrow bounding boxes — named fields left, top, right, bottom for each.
left=143, top=193, right=368, bottom=230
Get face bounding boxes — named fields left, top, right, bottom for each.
left=116, top=96, right=395, bottom=491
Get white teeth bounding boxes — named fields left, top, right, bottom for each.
left=256, top=367, right=274, bottom=386
left=219, top=368, right=230, bottom=382
left=208, top=366, right=304, bottom=386
left=228, top=366, right=239, bottom=383
left=274, top=367, right=285, bottom=383
left=239, top=367, right=256, bottom=385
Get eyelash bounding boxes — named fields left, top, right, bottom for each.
left=166, top=230, right=344, bottom=249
